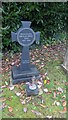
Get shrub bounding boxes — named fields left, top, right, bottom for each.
left=2, top=2, right=67, bottom=51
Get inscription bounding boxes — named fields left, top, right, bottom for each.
left=19, top=33, right=33, bottom=38
left=17, top=28, right=35, bottom=46
left=19, top=32, right=33, bottom=42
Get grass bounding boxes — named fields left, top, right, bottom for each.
left=1, top=59, right=66, bottom=119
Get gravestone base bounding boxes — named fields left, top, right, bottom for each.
left=12, top=65, right=39, bottom=84
left=26, top=84, right=39, bottom=96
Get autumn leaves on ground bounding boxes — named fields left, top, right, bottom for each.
left=1, top=42, right=67, bottom=119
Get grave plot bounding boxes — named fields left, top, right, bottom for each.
left=1, top=42, right=67, bottom=119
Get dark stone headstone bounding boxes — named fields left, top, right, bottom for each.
left=11, top=21, right=40, bottom=84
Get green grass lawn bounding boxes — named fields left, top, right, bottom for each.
left=1, top=60, right=66, bottom=119
left=1, top=43, right=67, bottom=119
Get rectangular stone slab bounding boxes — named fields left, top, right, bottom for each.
left=12, top=65, right=39, bottom=84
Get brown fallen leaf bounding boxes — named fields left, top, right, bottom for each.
left=7, top=97, right=12, bottom=101
left=57, top=91, right=62, bottom=95
left=62, top=101, right=67, bottom=107
left=64, top=106, right=67, bottom=111
left=47, top=80, right=50, bottom=84
left=53, top=91, right=57, bottom=98
left=65, top=82, right=68, bottom=85
left=13, top=84, right=19, bottom=87
left=40, top=104, right=46, bottom=108
left=46, top=91, right=52, bottom=94
left=8, top=106, right=13, bottom=112
left=21, top=90, right=25, bottom=95
left=0, top=97, right=6, bottom=102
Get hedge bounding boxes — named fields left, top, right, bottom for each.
left=2, top=2, right=68, bottom=51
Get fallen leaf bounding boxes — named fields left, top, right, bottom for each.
left=46, top=76, right=50, bottom=80
left=57, top=87, right=63, bottom=93
left=39, top=88, right=43, bottom=95
left=31, top=110, right=42, bottom=116
left=53, top=91, right=57, bottom=98
left=21, top=90, right=25, bottom=95
left=47, top=80, right=50, bottom=84
left=46, top=116, right=52, bottom=118
left=5, top=81, right=8, bottom=86
left=62, top=101, right=67, bottom=107
left=14, top=84, right=19, bottom=87
left=56, top=102, right=61, bottom=106
left=62, top=95, right=66, bottom=98
left=21, top=99, right=26, bottom=105
left=11, top=62, right=15, bottom=65
left=36, top=60, right=40, bottom=63
left=57, top=91, right=62, bottom=95
left=65, top=82, right=68, bottom=86
left=1, top=85, right=6, bottom=88
left=37, top=81, right=42, bottom=85
left=46, top=91, right=51, bottom=94
left=42, top=75, right=45, bottom=79
left=26, top=97, right=31, bottom=103
left=15, top=92, right=21, bottom=96
left=6, top=58, right=9, bottom=61
left=23, top=107, right=27, bottom=113
left=7, top=97, right=12, bottom=101
left=40, top=65, right=44, bottom=68
left=9, top=85, right=14, bottom=91
left=40, top=104, right=46, bottom=108
left=53, top=100, right=61, bottom=106
left=43, top=88, right=48, bottom=93
left=38, top=85, right=42, bottom=88
left=1, top=103, right=7, bottom=109
left=8, top=106, right=13, bottom=112
left=41, top=99, right=44, bottom=104
left=0, top=97, right=6, bottom=102
left=43, top=45, right=47, bottom=49
left=44, top=72, right=48, bottom=76
left=44, top=80, right=47, bottom=84
left=40, top=77, right=43, bottom=81
left=64, top=106, right=67, bottom=111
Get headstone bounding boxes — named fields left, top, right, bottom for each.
left=11, top=21, right=40, bottom=84
left=61, top=48, right=68, bottom=73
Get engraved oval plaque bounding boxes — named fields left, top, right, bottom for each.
left=17, top=28, right=35, bottom=46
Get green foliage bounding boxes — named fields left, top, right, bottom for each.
left=2, top=2, right=67, bottom=51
